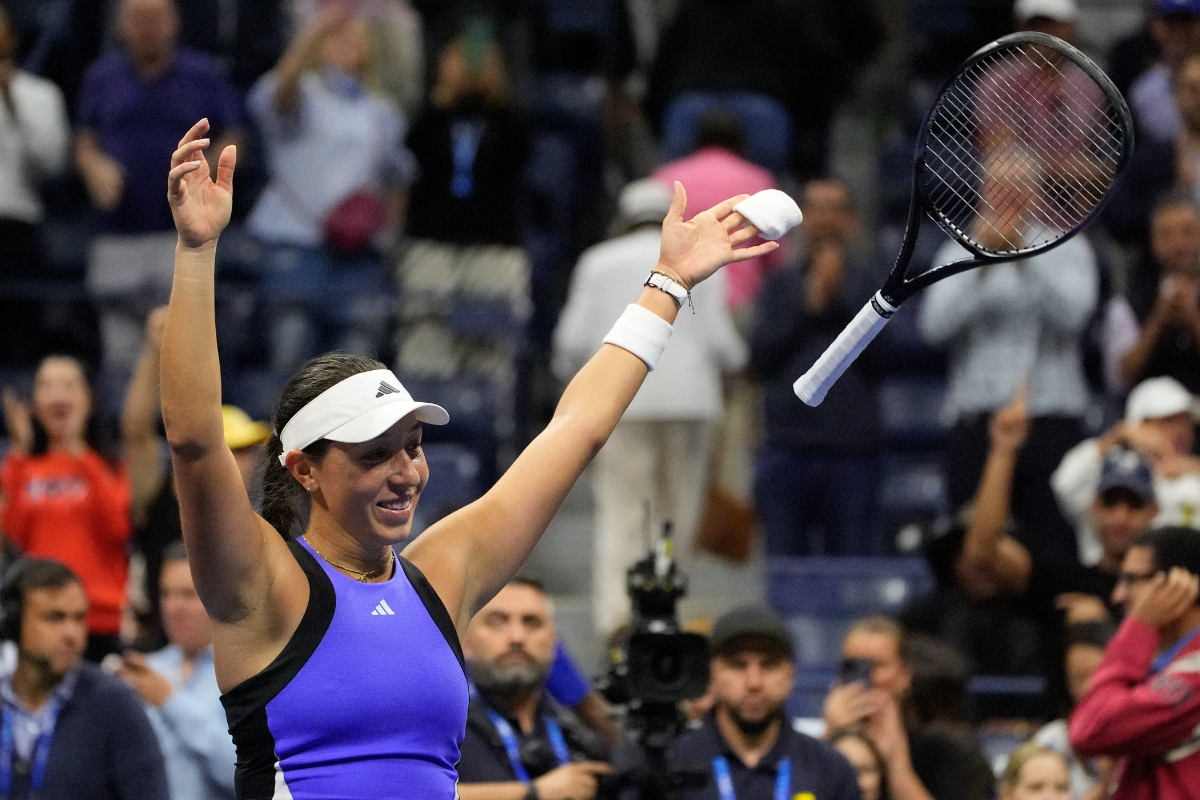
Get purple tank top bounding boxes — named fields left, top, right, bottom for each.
left=220, top=538, right=469, bottom=799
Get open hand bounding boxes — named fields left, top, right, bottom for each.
left=655, top=182, right=778, bottom=290
left=168, top=119, right=236, bottom=249
left=2, top=389, right=32, bottom=456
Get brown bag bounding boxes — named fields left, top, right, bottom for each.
left=695, top=485, right=755, bottom=563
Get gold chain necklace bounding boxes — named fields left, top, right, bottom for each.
left=303, top=536, right=392, bottom=582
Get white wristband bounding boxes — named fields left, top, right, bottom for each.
left=603, top=304, right=674, bottom=371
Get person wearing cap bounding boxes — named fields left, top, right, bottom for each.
left=553, top=178, right=747, bottom=635
left=665, top=606, right=861, bottom=800
left=159, top=118, right=779, bottom=800
left=1013, top=0, right=1078, bottom=42
left=1053, top=375, right=1200, bottom=565
left=1129, top=0, right=1200, bottom=143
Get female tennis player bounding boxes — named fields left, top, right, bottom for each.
left=161, top=118, right=776, bottom=799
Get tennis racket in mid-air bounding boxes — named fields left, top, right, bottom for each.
left=793, top=32, right=1134, bottom=406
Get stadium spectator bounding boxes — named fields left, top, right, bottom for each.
left=0, top=558, right=169, bottom=799
left=1129, top=0, right=1200, bottom=143
left=1032, top=621, right=1119, bottom=800
left=998, top=743, right=1071, bottom=800
left=403, top=17, right=527, bottom=246
left=293, top=0, right=425, bottom=117
left=75, top=0, right=241, bottom=370
left=749, top=178, right=881, bottom=556
left=0, top=355, right=130, bottom=661
left=0, top=4, right=69, bottom=368
left=951, top=390, right=1151, bottom=615
left=831, top=729, right=889, bottom=800
left=653, top=111, right=780, bottom=318
left=1053, top=376, right=1200, bottom=564
left=1109, top=194, right=1200, bottom=392
left=917, top=177, right=1098, bottom=563
left=1069, top=526, right=1200, bottom=799
left=116, top=543, right=236, bottom=800
left=667, top=607, right=861, bottom=800
left=247, top=4, right=412, bottom=375
left=553, top=179, right=746, bottom=634
left=1013, top=0, right=1077, bottom=40
left=457, top=577, right=611, bottom=800
left=823, top=616, right=992, bottom=800
left=1107, top=2, right=1162, bottom=99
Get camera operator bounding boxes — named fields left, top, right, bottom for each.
left=667, top=607, right=861, bottom=800
left=458, top=577, right=612, bottom=800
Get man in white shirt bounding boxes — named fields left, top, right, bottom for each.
left=553, top=179, right=747, bottom=635
left=0, top=4, right=69, bottom=366
left=116, top=542, right=236, bottom=800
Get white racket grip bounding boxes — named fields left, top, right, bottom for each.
left=793, top=292, right=897, bottom=407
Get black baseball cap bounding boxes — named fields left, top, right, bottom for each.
left=709, top=606, right=795, bottom=660
left=1098, top=447, right=1155, bottom=504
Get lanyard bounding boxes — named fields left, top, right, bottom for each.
left=0, top=699, right=61, bottom=799
left=484, top=707, right=570, bottom=784
left=712, top=755, right=791, bottom=800
left=1151, top=625, right=1200, bottom=675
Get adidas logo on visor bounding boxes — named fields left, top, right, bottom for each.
left=376, top=381, right=399, bottom=399
left=371, top=600, right=396, bottom=616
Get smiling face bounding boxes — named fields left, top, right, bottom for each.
left=300, top=414, right=428, bottom=547
left=33, top=357, right=91, bottom=448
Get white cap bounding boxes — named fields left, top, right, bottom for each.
left=277, top=369, right=449, bottom=465
left=618, top=179, right=674, bottom=227
left=1014, top=0, right=1079, bottom=23
left=1125, top=376, right=1200, bottom=423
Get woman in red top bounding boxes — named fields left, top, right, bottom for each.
left=0, top=355, right=132, bottom=660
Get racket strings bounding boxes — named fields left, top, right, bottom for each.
left=921, top=41, right=1127, bottom=257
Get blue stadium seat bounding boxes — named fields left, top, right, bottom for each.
left=878, top=377, right=949, bottom=449
left=787, top=669, right=836, bottom=720
left=223, top=369, right=287, bottom=424
left=877, top=455, right=948, bottom=518
left=661, top=92, right=793, bottom=174
left=399, top=377, right=498, bottom=445
left=412, top=443, right=485, bottom=534
left=768, top=557, right=934, bottom=617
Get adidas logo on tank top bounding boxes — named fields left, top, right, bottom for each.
left=371, top=600, right=396, bottom=616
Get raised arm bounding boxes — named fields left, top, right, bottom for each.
left=160, top=120, right=299, bottom=634
left=405, top=185, right=778, bottom=629
left=122, top=308, right=168, bottom=530
left=958, top=388, right=1033, bottom=598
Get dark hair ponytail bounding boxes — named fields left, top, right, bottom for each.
left=260, top=353, right=387, bottom=539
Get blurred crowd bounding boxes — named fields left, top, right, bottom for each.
left=5, top=0, right=1200, bottom=797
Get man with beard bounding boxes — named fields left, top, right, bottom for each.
left=670, top=607, right=861, bottom=800
left=458, top=578, right=611, bottom=800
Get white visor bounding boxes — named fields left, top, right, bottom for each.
left=277, top=369, right=449, bottom=465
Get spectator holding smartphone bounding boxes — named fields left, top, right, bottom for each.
left=1069, top=527, right=1200, bottom=798
left=822, top=617, right=991, bottom=800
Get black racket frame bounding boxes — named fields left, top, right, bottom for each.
left=878, top=31, right=1135, bottom=310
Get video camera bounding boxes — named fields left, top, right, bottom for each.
left=598, top=524, right=709, bottom=799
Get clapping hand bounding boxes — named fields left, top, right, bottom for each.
left=2, top=389, right=32, bottom=456
left=168, top=119, right=237, bottom=250
left=655, top=182, right=778, bottom=291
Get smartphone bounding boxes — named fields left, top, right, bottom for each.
left=838, top=657, right=874, bottom=688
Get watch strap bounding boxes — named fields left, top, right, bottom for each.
left=645, top=270, right=692, bottom=310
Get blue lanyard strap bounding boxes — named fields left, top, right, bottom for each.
left=1, top=700, right=60, bottom=798
left=712, top=755, right=792, bottom=800
left=1151, top=624, right=1200, bottom=675
left=484, top=707, right=571, bottom=784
